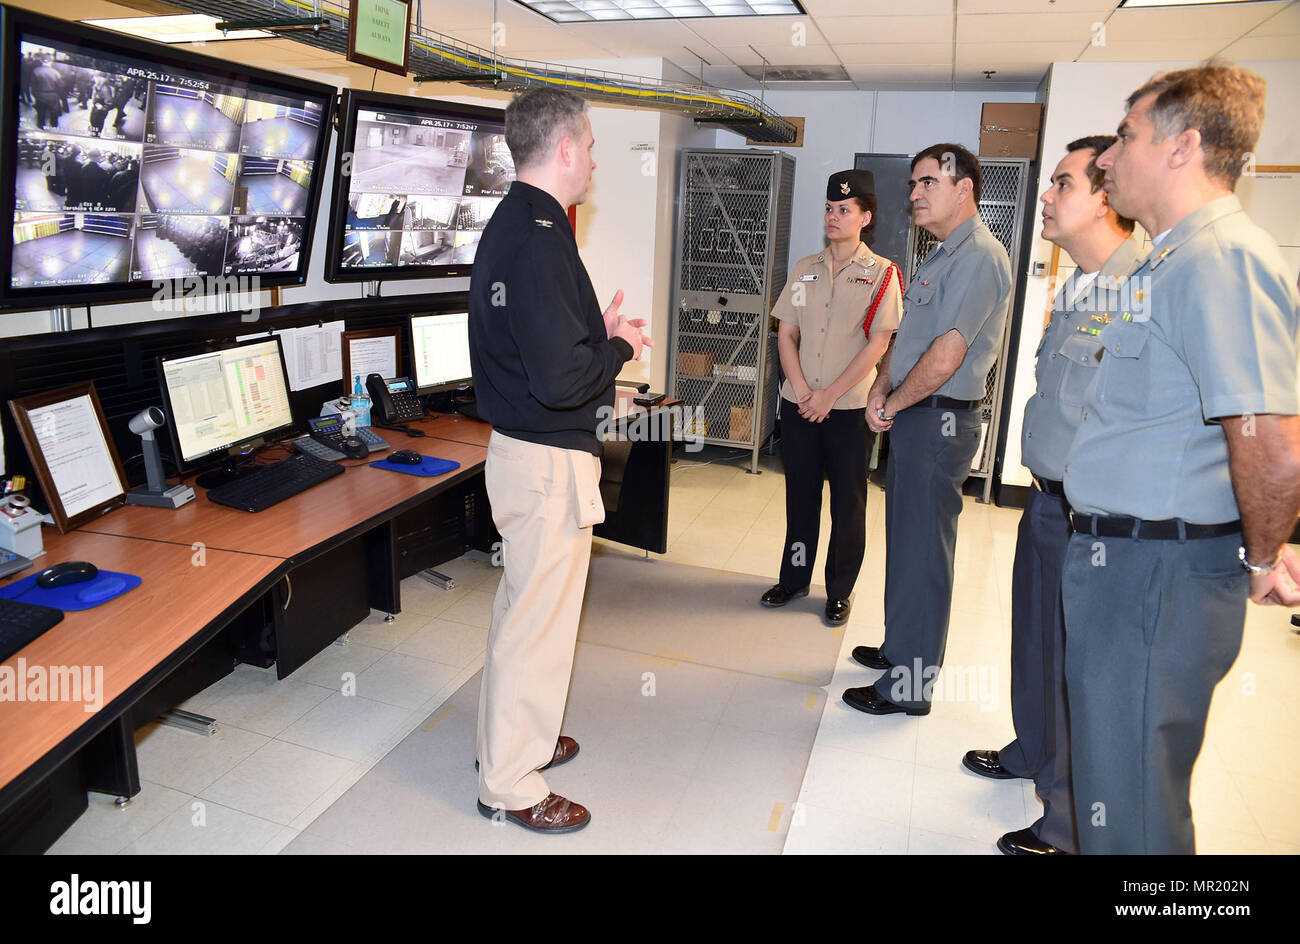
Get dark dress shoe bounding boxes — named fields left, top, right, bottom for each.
left=842, top=683, right=929, bottom=716
left=962, top=749, right=1020, bottom=780
left=825, top=598, right=852, bottom=623
left=476, top=793, right=590, bottom=833
left=476, top=736, right=580, bottom=772
left=761, top=583, right=809, bottom=607
left=997, top=827, right=1068, bottom=855
left=851, top=645, right=891, bottom=670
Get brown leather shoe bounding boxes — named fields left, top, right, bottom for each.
left=477, top=793, right=591, bottom=833
left=475, top=736, right=580, bottom=772
left=542, top=735, right=579, bottom=770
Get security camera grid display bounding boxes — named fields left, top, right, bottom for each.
left=10, top=31, right=326, bottom=292
left=338, top=106, right=514, bottom=271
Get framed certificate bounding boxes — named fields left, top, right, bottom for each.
left=9, top=382, right=128, bottom=533
left=342, top=327, right=402, bottom=394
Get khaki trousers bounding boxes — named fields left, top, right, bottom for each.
left=476, top=431, right=604, bottom=810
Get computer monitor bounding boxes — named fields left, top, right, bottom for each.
left=411, top=311, right=472, bottom=395
left=323, top=89, right=513, bottom=283
left=157, top=336, right=295, bottom=486
left=0, top=7, right=335, bottom=312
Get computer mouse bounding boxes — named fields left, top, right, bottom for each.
left=388, top=450, right=423, bottom=465
left=37, top=560, right=99, bottom=589
left=340, top=435, right=369, bottom=460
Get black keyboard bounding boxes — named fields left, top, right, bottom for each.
left=206, top=452, right=344, bottom=513
left=0, top=598, right=64, bottom=662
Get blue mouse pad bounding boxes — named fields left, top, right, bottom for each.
left=370, top=456, right=461, bottom=477
left=0, top=571, right=141, bottom=611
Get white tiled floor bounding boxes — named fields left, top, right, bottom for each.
left=44, top=446, right=1300, bottom=855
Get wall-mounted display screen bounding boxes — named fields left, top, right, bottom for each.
left=0, top=7, right=335, bottom=310
left=325, top=89, right=514, bottom=282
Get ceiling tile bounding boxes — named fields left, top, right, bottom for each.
left=1249, top=2, right=1300, bottom=36
left=815, top=14, right=954, bottom=43
left=832, top=42, right=954, bottom=64
left=1077, top=37, right=1224, bottom=61
left=958, top=0, right=1117, bottom=12
left=846, top=62, right=953, bottom=81
left=954, top=62, right=1048, bottom=82
left=957, top=12, right=1101, bottom=44
left=1218, top=34, right=1300, bottom=58
left=956, top=40, right=1086, bottom=64
left=804, top=0, right=956, bottom=13
left=713, top=43, right=842, bottom=66
left=683, top=14, right=818, bottom=46
left=1102, top=3, right=1287, bottom=43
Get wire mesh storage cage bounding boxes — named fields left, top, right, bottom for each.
left=669, top=149, right=796, bottom=473
left=906, top=157, right=1031, bottom=502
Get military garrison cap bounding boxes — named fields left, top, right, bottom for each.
left=826, top=169, right=875, bottom=202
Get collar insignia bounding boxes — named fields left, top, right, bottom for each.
left=535, top=218, right=553, bottom=228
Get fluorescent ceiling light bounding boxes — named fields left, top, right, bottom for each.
left=515, top=0, right=804, bottom=21
left=1118, top=0, right=1272, bottom=7
left=83, top=14, right=273, bottom=43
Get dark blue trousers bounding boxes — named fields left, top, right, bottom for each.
left=778, top=404, right=871, bottom=600
left=999, top=484, right=1077, bottom=852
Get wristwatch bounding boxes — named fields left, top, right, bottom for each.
left=1238, top=545, right=1279, bottom=576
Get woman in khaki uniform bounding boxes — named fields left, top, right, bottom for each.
left=760, top=169, right=903, bottom=624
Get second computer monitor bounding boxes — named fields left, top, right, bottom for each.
left=411, top=312, right=472, bottom=394
left=158, top=335, right=295, bottom=472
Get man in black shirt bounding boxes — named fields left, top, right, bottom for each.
left=468, top=86, right=649, bottom=834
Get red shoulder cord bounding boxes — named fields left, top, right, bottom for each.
left=863, top=262, right=902, bottom=338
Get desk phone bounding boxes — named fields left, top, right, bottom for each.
left=366, top=375, right=425, bottom=424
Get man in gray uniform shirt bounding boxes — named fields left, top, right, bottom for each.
left=1064, top=63, right=1300, bottom=854
left=845, top=143, right=1012, bottom=716
left=963, top=136, right=1141, bottom=856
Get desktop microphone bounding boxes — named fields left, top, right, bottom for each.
left=125, top=407, right=196, bottom=509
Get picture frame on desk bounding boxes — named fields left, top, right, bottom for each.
left=341, top=327, right=403, bottom=396
left=8, top=381, right=129, bottom=533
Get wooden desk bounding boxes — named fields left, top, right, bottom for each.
left=0, top=436, right=489, bottom=851
left=79, top=437, right=487, bottom=561
left=0, top=530, right=281, bottom=849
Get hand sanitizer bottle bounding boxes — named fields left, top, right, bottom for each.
left=350, top=375, right=372, bottom=429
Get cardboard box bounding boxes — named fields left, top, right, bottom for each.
left=677, top=351, right=714, bottom=377
left=979, top=103, right=1041, bottom=159
left=729, top=404, right=753, bottom=441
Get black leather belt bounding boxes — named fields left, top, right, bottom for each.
left=1068, top=513, right=1241, bottom=540
left=1031, top=475, right=1065, bottom=497
left=918, top=395, right=979, bottom=410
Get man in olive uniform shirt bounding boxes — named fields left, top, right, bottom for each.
left=1064, top=64, right=1300, bottom=854
left=846, top=143, right=1012, bottom=715
left=963, top=136, right=1141, bottom=855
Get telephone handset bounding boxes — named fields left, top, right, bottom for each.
left=366, top=374, right=425, bottom=423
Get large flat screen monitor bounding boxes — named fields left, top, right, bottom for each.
left=158, top=336, right=296, bottom=482
left=0, top=7, right=336, bottom=311
left=411, top=311, right=472, bottom=394
left=324, top=89, right=513, bottom=282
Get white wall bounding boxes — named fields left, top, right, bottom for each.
left=1000, top=58, right=1300, bottom=487
left=714, top=89, right=1039, bottom=262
